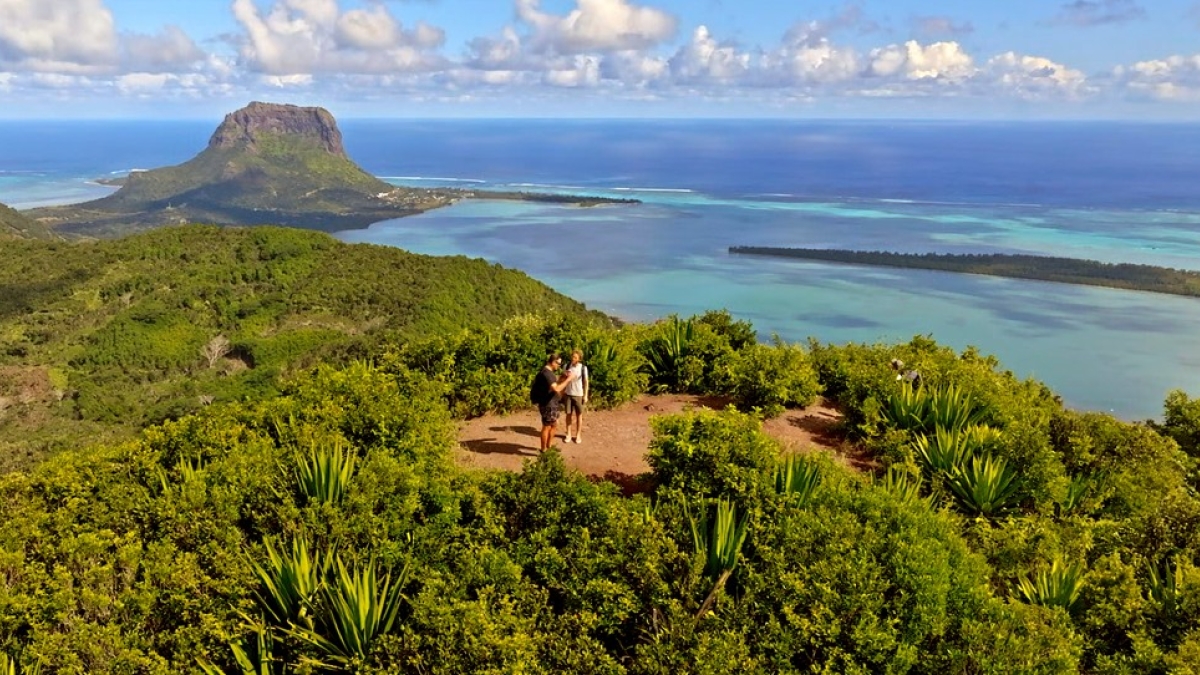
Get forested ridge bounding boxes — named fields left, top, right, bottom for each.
left=730, top=246, right=1200, bottom=298
left=0, top=224, right=604, bottom=470
left=2, top=227, right=1200, bottom=673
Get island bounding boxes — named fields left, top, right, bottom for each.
left=24, top=102, right=637, bottom=238
left=729, top=246, right=1200, bottom=298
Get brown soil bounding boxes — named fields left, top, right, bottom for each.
left=456, top=394, right=876, bottom=491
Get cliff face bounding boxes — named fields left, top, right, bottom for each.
left=207, top=102, right=346, bottom=157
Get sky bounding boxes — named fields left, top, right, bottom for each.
left=1, top=0, right=1199, bottom=119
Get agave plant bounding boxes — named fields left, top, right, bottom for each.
left=198, top=622, right=280, bottom=675
left=1056, top=472, right=1106, bottom=517
left=0, top=653, right=40, bottom=675
left=912, top=426, right=978, bottom=476
left=288, top=556, right=408, bottom=668
left=925, top=383, right=991, bottom=432
left=1147, top=556, right=1186, bottom=612
left=876, top=466, right=926, bottom=505
left=642, top=316, right=694, bottom=391
left=295, top=444, right=357, bottom=505
left=249, top=536, right=331, bottom=630
left=774, top=454, right=822, bottom=506
left=1016, top=557, right=1085, bottom=613
left=946, top=453, right=1023, bottom=517
left=884, top=382, right=991, bottom=434
left=883, top=380, right=931, bottom=432
left=686, top=499, right=749, bottom=618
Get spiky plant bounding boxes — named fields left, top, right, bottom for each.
left=774, top=454, right=822, bottom=506
left=0, top=653, right=40, bottom=675
left=876, top=466, right=926, bottom=505
left=295, top=444, right=357, bottom=505
left=947, top=453, right=1023, bottom=518
left=288, top=556, right=408, bottom=669
left=1056, top=472, right=1105, bottom=517
left=883, top=380, right=931, bottom=432
left=198, top=622, right=280, bottom=675
left=1016, top=557, right=1085, bottom=613
left=687, top=499, right=749, bottom=618
left=912, top=426, right=978, bottom=476
left=643, top=316, right=694, bottom=391
left=925, top=383, right=990, bottom=432
left=1147, top=556, right=1186, bottom=611
left=249, top=536, right=330, bottom=631
left=884, top=382, right=991, bottom=434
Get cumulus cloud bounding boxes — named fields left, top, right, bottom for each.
left=867, top=41, right=975, bottom=82
left=122, top=26, right=206, bottom=71
left=985, top=52, right=1089, bottom=98
left=232, top=0, right=446, bottom=74
left=911, top=15, right=974, bottom=38
left=515, top=0, right=677, bottom=54
left=1051, top=0, right=1147, bottom=27
left=0, top=0, right=118, bottom=72
left=1114, top=54, right=1200, bottom=100
left=666, top=26, right=751, bottom=84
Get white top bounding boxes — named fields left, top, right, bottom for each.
left=564, top=363, right=588, bottom=397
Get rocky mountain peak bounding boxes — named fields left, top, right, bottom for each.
left=207, top=101, right=346, bottom=157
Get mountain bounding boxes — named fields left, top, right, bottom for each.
left=26, top=102, right=458, bottom=236
left=0, top=200, right=53, bottom=239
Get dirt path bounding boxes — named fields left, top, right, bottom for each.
left=455, top=394, right=875, bottom=488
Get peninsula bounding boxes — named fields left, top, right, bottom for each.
left=729, top=246, right=1200, bottom=298
left=25, top=102, right=635, bottom=238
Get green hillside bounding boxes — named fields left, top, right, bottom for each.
left=0, top=224, right=606, bottom=469
left=0, top=201, right=52, bottom=239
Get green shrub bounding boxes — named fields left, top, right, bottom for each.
left=729, top=339, right=822, bottom=417
left=647, top=408, right=779, bottom=504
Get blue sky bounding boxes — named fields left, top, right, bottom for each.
left=1, top=0, right=1198, bottom=118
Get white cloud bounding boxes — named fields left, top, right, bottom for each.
left=867, top=41, right=975, bottom=81
left=985, top=52, right=1088, bottom=98
left=667, top=26, right=750, bottom=84
left=599, top=50, right=668, bottom=85
left=232, top=0, right=446, bottom=74
left=516, top=0, right=677, bottom=54
left=543, top=56, right=601, bottom=87
left=122, top=26, right=205, bottom=72
left=1114, top=54, right=1200, bottom=100
left=760, top=22, right=859, bottom=85
left=0, top=0, right=118, bottom=72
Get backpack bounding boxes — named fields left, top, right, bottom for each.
left=530, top=369, right=549, bottom=404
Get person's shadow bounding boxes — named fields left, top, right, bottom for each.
left=488, top=425, right=540, bottom=437
left=462, top=438, right=538, bottom=456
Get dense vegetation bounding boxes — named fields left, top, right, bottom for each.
left=0, top=225, right=605, bottom=470
left=0, top=202, right=51, bottom=240
left=3, top=224, right=1200, bottom=672
left=2, top=321, right=1199, bottom=672
left=730, top=247, right=1200, bottom=298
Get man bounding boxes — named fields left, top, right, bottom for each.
left=562, top=349, right=589, bottom=443
left=534, top=353, right=573, bottom=452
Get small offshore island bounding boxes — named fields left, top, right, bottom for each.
left=730, top=246, right=1200, bottom=298
left=25, top=102, right=636, bottom=238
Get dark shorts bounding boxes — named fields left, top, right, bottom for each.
left=538, top=399, right=561, bottom=426
left=564, top=395, right=585, bottom=416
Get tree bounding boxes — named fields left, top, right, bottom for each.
left=201, top=335, right=232, bottom=368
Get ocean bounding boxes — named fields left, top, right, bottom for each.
left=2, top=118, right=1198, bottom=420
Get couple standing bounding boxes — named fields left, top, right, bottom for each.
left=535, top=350, right=589, bottom=452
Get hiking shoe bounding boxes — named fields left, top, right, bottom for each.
left=574, top=437, right=581, bottom=444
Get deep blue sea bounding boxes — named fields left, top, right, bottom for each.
left=2, top=119, right=1199, bottom=420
